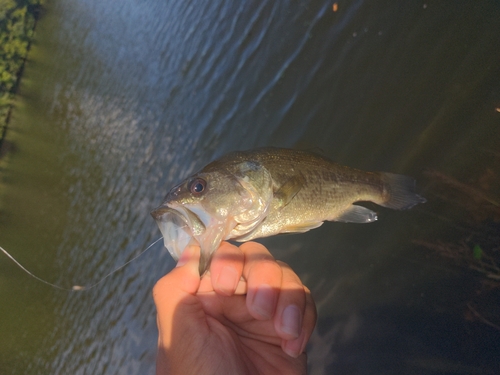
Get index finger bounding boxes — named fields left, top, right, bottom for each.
left=209, top=241, right=245, bottom=296
left=240, top=242, right=283, bottom=320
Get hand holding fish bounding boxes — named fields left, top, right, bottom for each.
left=153, top=241, right=317, bottom=375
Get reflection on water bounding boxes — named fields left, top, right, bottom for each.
left=0, top=0, right=499, bottom=374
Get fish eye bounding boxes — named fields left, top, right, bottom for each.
left=189, top=178, right=206, bottom=195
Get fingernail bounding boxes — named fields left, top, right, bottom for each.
left=252, top=284, right=276, bottom=319
left=215, top=266, right=239, bottom=295
left=281, top=305, right=301, bottom=338
left=283, top=334, right=306, bottom=358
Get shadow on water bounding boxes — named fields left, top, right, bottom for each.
left=0, top=0, right=499, bottom=374
left=416, top=156, right=500, bottom=333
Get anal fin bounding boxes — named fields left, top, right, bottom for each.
left=281, top=221, right=324, bottom=233
left=334, top=205, right=377, bottom=223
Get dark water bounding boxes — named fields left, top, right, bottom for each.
left=1, top=1, right=499, bottom=374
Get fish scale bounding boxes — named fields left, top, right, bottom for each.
left=151, top=147, right=426, bottom=273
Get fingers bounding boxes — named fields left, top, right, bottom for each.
left=239, top=242, right=317, bottom=358
left=281, top=285, right=317, bottom=358
left=241, top=241, right=283, bottom=320
left=209, top=242, right=245, bottom=295
left=204, top=241, right=317, bottom=358
left=273, top=261, right=305, bottom=340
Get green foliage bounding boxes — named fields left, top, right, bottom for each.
left=0, top=0, right=17, bottom=22
left=0, top=93, right=11, bottom=106
left=0, top=0, right=41, bottom=120
left=472, top=244, right=483, bottom=261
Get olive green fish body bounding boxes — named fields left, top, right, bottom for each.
left=212, top=148, right=420, bottom=240
left=152, top=147, right=425, bottom=273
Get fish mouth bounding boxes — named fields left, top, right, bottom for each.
left=150, top=205, right=206, bottom=261
left=151, top=202, right=234, bottom=274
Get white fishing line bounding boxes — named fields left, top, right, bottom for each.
left=0, top=237, right=164, bottom=292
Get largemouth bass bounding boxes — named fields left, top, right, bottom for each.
left=151, top=147, right=425, bottom=273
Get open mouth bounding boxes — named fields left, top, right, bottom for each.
left=150, top=206, right=204, bottom=260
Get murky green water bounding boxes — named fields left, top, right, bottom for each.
left=1, top=1, right=499, bottom=374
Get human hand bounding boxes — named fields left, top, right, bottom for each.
left=153, top=241, right=317, bottom=375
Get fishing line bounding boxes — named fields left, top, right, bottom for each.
left=0, top=237, right=164, bottom=292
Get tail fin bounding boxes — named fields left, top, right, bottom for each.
left=379, top=173, right=426, bottom=210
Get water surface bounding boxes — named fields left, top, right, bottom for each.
left=1, top=1, right=499, bottom=374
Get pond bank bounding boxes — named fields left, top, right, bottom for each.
left=0, top=0, right=43, bottom=156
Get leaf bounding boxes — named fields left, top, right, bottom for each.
left=472, top=245, right=483, bottom=261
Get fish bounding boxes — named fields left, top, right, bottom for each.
left=151, top=147, right=426, bottom=273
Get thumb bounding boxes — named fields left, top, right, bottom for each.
left=153, top=246, right=204, bottom=363
left=153, top=246, right=203, bottom=342
left=153, top=245, right=201, bottom=307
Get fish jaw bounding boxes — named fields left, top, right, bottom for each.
left=150, top=206, right=202, bottom=261
left=150, top=203, right=237, bottom=274
left=180, top=202, right=238, bottom=272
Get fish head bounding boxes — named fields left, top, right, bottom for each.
left=151, top=161, right=274, bottom=273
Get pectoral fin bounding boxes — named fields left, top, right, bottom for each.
left=334, top=205, right=377, bottom=223
left=233, top=161, right=274, bottom=224
left=274, top=174, right=306, bottom=208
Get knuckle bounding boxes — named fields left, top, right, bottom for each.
left=240, top=241, right=269, bottom=254
left=257, top=258, right=282, bottom=273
